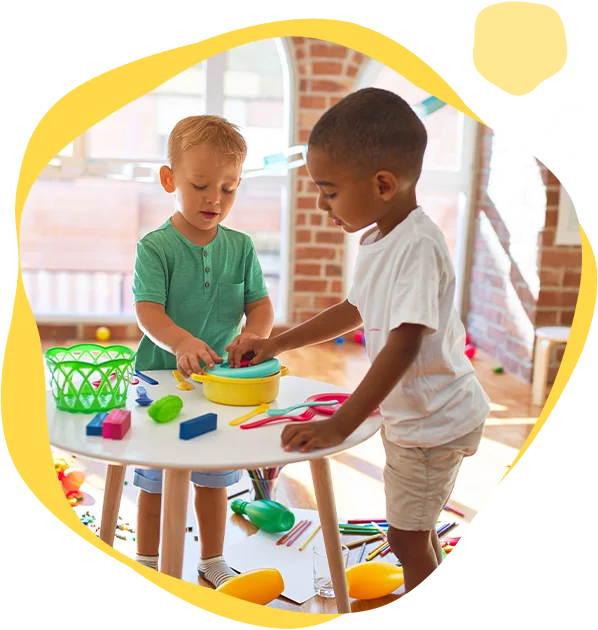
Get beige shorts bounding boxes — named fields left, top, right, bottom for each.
left=381, top=423, right=485, bottom=531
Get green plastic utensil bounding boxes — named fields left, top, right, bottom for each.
left=266, top=400, right=338, bottom=417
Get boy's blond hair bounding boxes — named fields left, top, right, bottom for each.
left=167, top=115, right=247, bottom=167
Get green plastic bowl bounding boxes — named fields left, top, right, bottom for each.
left=45, top=343, right=136, bottom=413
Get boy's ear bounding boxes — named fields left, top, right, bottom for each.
left=374, top=170, right=398, bottom=200
left=160, top=165, right=175, bottom=193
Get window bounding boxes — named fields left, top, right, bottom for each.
left=87, top=62, right=207, bottom=161
left=23, top=40, right=290, bottom=322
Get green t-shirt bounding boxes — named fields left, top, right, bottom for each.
left=132, top=220, right=269, bottom=371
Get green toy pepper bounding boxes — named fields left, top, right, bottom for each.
left=148, top=395, right=183, bottom=423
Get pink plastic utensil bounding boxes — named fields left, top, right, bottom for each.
left=92, top=372, right=139, bottom=388
left=241, top=409, right=316, bottom=430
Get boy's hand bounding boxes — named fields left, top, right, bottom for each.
left=175, top=337, right=222, bottom=377
left=280, top=418, right=350, bottom=453
left=228, top=336, right=279, bottom=368
left=225, top=331, right=260, bottom=366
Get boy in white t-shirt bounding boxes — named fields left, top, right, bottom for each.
left=230, top=88, right=490, bottom=593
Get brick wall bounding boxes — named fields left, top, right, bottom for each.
left=537, top=168, right=582, bottom=381
left=467, top=127, right=581, bottom=382
left=288, top=38, right=366, bottom=323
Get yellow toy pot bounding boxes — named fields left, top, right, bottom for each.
left=191, top=366, right=290, bottom=406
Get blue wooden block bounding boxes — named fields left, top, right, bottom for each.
left=179, top=413, right=217, bottom=440
left=86, top=412, right=108, bottom=436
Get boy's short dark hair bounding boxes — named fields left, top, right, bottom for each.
left=308, top=87, right=427, bottom=181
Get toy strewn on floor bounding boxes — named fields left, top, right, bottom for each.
left=215, top=569, right=285, bottom=605
left=95, top=326, right=111, bottom=342
left=346, top=562, right=404, bottom=600
left=231, top=498, right=295, bottom=533
left=54, top=455, right=85, bottom=506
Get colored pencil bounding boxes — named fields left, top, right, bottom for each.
left=380, top=545, right=393, bottom=558
left=246, top=466, right=283, bottom=500
left=276, top=520, right=305, bottom=546
left=344, top=534, right=383, bottom=549
left=339, top=524, right=388, bottom=532
left=348, top=519, right=388, bottom=524
left=443, top=505, right=465, bottom=518
left=436, top=522, right=457, bottom=537
left=357, top=542, right=367, bottom=563
left=287, top=520, right=312, bottom=547
left=227, top=488, right=250, bottom=500
left=339, top=523, right=388, bottom=531
left=366, top=540, right=388, bottom=561
left=299, top=524, right=321, bottom=551
left=370, top=521, right=388, bottom=538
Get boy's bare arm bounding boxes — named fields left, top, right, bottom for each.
left=135, top=302, right=191, bottom=352
left=135, top=302, right=222, bottom=376
left=228, top=299, right=362, bottom=367
left=243, top=296, right=275, bottom=338
left=276, top=299, right=363, bottom=351
left=280, top=324, right=425, bottom=452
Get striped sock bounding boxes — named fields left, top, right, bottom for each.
left=136, top=553, right=159, bottom=570
left=197, top=555, right=237, bottom=588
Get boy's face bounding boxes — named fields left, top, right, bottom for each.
left=306, top=147, right=398, bottom=233
left=160, top=144, right=242, bottom=232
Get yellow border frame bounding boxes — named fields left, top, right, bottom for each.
left=0, top=0, right=598, bottom=630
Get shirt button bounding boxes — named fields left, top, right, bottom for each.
left=205, top=267, right=210, bottom=273
left=205, top=282, right=210, bottom=288
left=203, top=250, right=208, bottom=257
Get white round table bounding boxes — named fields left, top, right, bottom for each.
left=47, top=372, right=381, bottom=613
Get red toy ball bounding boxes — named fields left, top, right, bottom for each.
left=464, top=344, right=476, bottom=360
left=354, top=330, right=365, bottom=345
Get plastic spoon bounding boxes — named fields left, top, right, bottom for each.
left=241, top=409, right=316, bottom=430
left=173, top=370, right=195, bottom=391
left=135, top=386, right=153, bottom=406
left=229, top=403, right=270, bottom=426
left=266, top=400, right=338, bottom=417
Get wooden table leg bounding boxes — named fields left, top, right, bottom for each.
left=100, top=464, right=126, bottom=546
left=159, top=468, right=191, bottom=578
left=310, top=457, right=351, bottom=614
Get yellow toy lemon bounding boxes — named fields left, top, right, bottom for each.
left=215, top=569, right=284, bottom=605
left=346, top=562, right=404, bottom=600
left=95, top=326, right=111, bottom=342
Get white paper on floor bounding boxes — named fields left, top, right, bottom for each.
left=226, top=508, right=343, bottom=605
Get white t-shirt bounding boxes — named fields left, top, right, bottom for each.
left=348, top=207, right=490, bottom=448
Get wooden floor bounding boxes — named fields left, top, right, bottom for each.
left=46, top=339, right=543, bottom=614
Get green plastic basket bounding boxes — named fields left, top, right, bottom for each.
left=45, top=344, right=136, bottom=413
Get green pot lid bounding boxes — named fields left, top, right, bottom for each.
left=205, top=358, right=281, bottom=380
